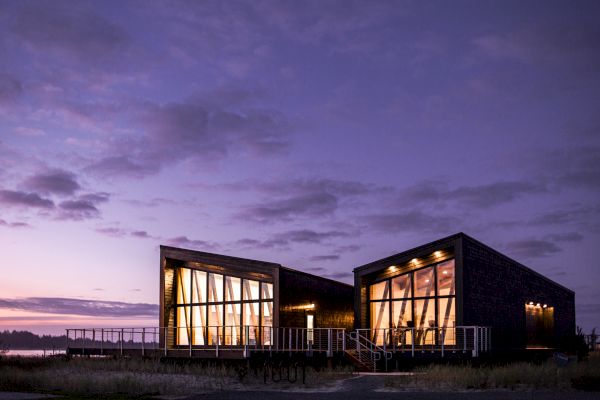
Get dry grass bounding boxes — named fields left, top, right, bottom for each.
left=384, top=353, right=600, bottom=391
left=0, top=356, right=353, bottom=397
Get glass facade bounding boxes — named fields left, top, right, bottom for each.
left=175, top=267, right=273, bottom=346
left=369, top=259, right=456, bottom=345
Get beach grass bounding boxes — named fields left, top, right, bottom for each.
left=384, top=352, right=600, bottom=391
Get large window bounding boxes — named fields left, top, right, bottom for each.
left=175, top=267, right=273, bottom=346
left=369, top=259, right=455, bottom=345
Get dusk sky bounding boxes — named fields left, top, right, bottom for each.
left=0, top=0, right=599, bottom=335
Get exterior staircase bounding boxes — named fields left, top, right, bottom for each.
left=344, top=332, right=391, bottom=372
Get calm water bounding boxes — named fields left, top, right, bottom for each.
left=2, top=349, right=66, bottom=357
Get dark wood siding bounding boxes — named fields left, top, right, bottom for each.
left=279, top=268, right=354, bottom=331
left=461, top=235, right=575, bottom=350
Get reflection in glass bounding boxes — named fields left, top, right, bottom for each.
left=261, top=282, right=273, bottom=299
left=438, top=297, right=456, bottom=344
left=208, top=304, right=223, bottom=345
left=370, top=301, right=389, bottom=345
left=414, top=298, right=436, bottom=328
left=392, top=299, right=412, bottom=328
left=244, top=302, right=260, bottom=344
left=192, top=270, right=207, bottom=303
left=225, top=303, right=240, bottom=345
left=370, top=280, right=389, bottom=300
left=225, top=276, right=241, bottom=302
left=208, top=273, right=223, bottom=303
left=414, top=267, right=434, bottom=298
left=392, top=274, right=411, bottom=299
left=177, top=268, right=191, bottom=304
left=192, top=306, right=206, bottom=345
left=243, top=279, right=260, bottom=301
left=437, top=260, right=455, bottom=296
left=262, top=301, right=273, bottom=345
left=176, top=306, right=190, bottom=346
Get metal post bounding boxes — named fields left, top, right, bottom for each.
left=65, top=329, right=69, bottom=353
left=142, top=328, right=145, bottom=357
left=342, top=329, right=346, bottom=352
left=120, top=328, right=123, bottom=356
left=327, top=328, right=332, bottom=357
left=215, top=328, right=219, bottom=358
left=441, top=329, right=445, bottom=358
left=473, top=327, right=478, bottom=357
left=164, top=327, right=167, bottom=356
left=82, top=329, right=86, bottom=356
left=463, top=327, right=467, bottom=353
left=289, top=328, right=292, bottom=356
left=100, top=329, right=104, bottom=355
left=411, top=328, right=415, bottom=358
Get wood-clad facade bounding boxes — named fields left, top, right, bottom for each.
left=159, top=246, right=353, bottom=350
left=353, top=233, right=576, bottom=351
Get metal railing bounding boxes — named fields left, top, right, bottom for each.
left=66, top=326, right=490, bottom=359
left=358, top=326, right=491, bottom=357
left=66, top=326, right=346, bottom=358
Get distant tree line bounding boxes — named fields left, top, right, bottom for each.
left=0, top=330, right=66, bottom=350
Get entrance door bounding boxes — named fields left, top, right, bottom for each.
left=306, top=314, right=314, bottom=344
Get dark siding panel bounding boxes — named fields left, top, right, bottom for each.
left=462, top=236, right=575, bottom=350
left=279, top=269, right=354, bottom=331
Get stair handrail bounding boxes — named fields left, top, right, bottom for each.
left=354, top=330, right=393, bottom=360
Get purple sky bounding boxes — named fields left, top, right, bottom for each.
left=0, top=0, right=598, bottom=335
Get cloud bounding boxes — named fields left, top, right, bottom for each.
left=23, top=169, right=81, bottom=195
left=544, top=232, right=583, bottom=243
left=55, top=192, right=109, bottom=221
left=166, top=236, right=218, bottom=250
left=0, top=297, right=157, bottom=318
left=400, top=180, right=547, bottom=208
left=364, top=210, right=458, bottom=234
left=529, top=205, right=600, bottom=231
left=0, top=189, right=54, bottom=209
left=323, top=271, right=352, bottom=280
left=309, top=255, right=340, bottom=262
left=86, top=156, right=159, bottom=179
left=0, top=73, right=23, bottom=105
left=504, top=239, right=562, bottom=259
left=0, top=218, right=30, bottom=228
left=235, top=229, right=349, bottom=250
left=95, top=226, right=154, bottom=240
left=86, top=91, right=291, bottom=179
left=473, top=20, right=600, bottom=74
left=12, top=1, right=129, bottom=62
left=238, top=192, right=338, bottom=222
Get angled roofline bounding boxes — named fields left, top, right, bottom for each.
left=353, top=232, right=463, bottom=274
left=353, top=232, right=574, bottom=294
left=458, top=233, right=575, bottom=294
left=160, top=245, right=353, bottom=288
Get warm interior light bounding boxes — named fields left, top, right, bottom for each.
left=543, top=304, right=548, bottom=308
left=425, top=279, right=430, bottom=283
left=443, top=271, right=448, bottom=275
left=389, top=265, right=397, bottom=271
left=411, top=258, right=418, bottom=264
left=529, top=301, right=534, bottom=305
left=296, top=303, right=315, bottom=310
left=536, top=303, right=541, bottom=307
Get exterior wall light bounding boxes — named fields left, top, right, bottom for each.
left=543, top=304, right=548, bottom=308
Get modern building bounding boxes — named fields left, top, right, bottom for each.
left=353, top=232, right=575, bottom=352
left=66, top=232, right=575, bottom=366
left=159, top=245, right=354, bottom=355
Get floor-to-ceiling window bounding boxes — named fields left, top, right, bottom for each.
left=175, top=267, right=273, bottom=346
left=369, top=259, right=455, bottom=346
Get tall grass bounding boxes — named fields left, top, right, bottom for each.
left=385, top=353, right=600, bottom=391
left=0, top=356, right=353, bottom=396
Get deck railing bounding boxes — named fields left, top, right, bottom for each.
left=66, top=326, right=490, bottom=358
left=65, top=326, right=346, bottom=357
left=357, top=326, right=491, bottom=357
